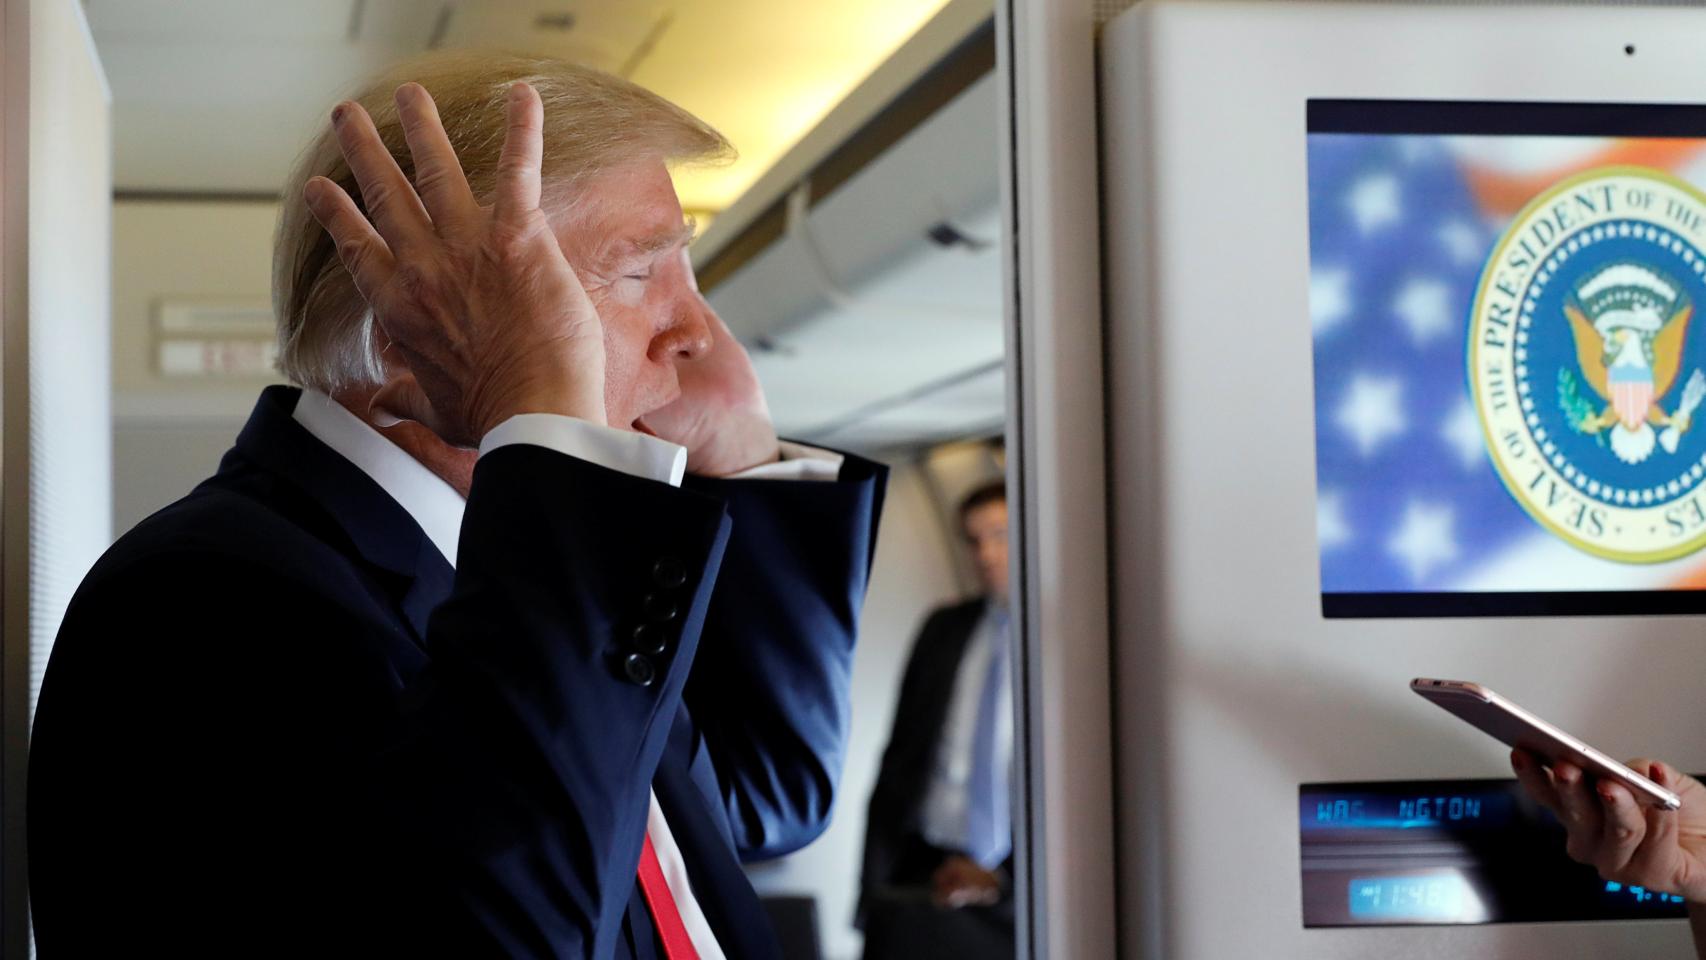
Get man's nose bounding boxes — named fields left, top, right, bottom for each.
left=651, top=296, right=713, bottom=362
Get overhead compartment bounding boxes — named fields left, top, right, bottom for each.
left=696, top=17, right=1001, bottom=454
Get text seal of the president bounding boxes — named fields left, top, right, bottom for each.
left=1471, top=166, right=1706, bottom=563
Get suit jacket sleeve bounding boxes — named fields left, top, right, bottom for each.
left=680, top=452, right=887, bottom=861
left=28, top=446, right=730, bottom=959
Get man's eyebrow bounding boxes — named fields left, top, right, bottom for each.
left=623, top=217, right=697, bottom=257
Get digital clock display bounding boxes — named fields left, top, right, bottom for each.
left=1349, top=874, right=1475, bottom=922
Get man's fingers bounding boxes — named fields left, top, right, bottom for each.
left=304, top=176, right=395, bottom=301
left=1513, top=749, right=1562, bottom=811
left=394, top=83, right=478, bottom=232
left=493, top=82, right=545, bottom=222
left=1593, top=780, right=1647, bottom=876
left=330, top=100, right=433, bottom=249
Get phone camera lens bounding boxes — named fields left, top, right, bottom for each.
left=1625, top=44, right=1636, bottom=56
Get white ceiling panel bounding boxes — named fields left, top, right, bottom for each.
left=83, top=0, right=965, bottom=203
left=85, top=0, right=359, bottom=43
left=803, top=364, right=1005, bottom=453
left=440, top=1, right=664, bottom=69
left=96, top=43, right=402, bottom=106
left=355, top=0, right=454, bottom=45
left=97, top=43, right=431, bottom=192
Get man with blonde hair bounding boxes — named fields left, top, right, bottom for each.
left=29, top=54, right=884, bottom=959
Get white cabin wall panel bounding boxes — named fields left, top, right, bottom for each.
left=27, top=0, right=112, bottom=715
left=1102, top=3, right=1706, bottom=957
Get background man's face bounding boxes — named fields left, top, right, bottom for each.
left=552, top=158, right=714, bottom=435
left=963, top=499, right=1010, bottom=601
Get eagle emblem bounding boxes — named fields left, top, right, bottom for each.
left=1559, top=262, right=1706, bottom=466
left=1472, top=166, right=1706, bottom=563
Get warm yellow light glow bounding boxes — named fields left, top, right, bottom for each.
left=635, top=0, right=958, bottom=213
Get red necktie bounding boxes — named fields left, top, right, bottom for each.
left=637, top=832, right=701, bottom=960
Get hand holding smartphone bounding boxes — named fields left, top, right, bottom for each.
left=1410, top=677, right=1681, bottom=810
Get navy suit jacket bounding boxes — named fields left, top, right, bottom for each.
left=28, top=386, right=885, bottom=958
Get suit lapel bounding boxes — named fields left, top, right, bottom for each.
left=396, top=537, right=456, bottom=641
left=917, top=600, right=987, bottom=759
left=228, top=386, right=452, bottom=648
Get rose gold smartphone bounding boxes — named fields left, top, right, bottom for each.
left=1411, top=678, right=1681, bottom=811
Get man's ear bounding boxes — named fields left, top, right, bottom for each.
left=367, top=334, right=446, bottom=435
left=369, top=369, right=452, bottom=439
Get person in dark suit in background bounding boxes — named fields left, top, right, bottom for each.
left=858, top=480, right=1014, bottom=959
left=29, top=55, right=884, bottom=959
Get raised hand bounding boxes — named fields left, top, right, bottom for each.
left=1513, top=750, right=1706, bottom=902
left=642, top=300, right=781, bottom=476
left=304, top=81, right=605, bottom=445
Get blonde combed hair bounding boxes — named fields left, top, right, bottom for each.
left=273, top=51, right=732, bottom=392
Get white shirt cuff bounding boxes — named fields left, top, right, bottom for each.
left=478, top=414, right=687, bottom=488
left=727, top=441, right=844, bottom=481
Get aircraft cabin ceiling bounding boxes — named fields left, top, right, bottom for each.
left=85, top=0, right=956, bottom=213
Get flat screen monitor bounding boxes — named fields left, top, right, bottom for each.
left=1308, top=99, right=1706, bottom=617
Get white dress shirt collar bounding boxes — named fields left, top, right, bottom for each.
left=291, top=388, right=467, bottom=566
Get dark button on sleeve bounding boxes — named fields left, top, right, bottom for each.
left=621, top=652, right=657, bottom=687
left=643, top=592, right=680, bottom=623
left=630, top=623, right=668, bottom=656
left=651, top=558, right=687, bottom=589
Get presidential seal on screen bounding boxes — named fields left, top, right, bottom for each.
left=1471, top=166, right=1706, bottom=563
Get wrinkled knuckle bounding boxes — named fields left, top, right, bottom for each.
left=335, top=237, right=370, bottom=272
left=362, top=177, right=395, bottom=212
left=400, top=105, right=432, bottom=135
left=507, top=112, right=540, bottom=138
left=414, top=164, right=456, bottom=200
left=412, top=165, right=443, bottom=194
left=498, top=156, right=536, bottom=183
